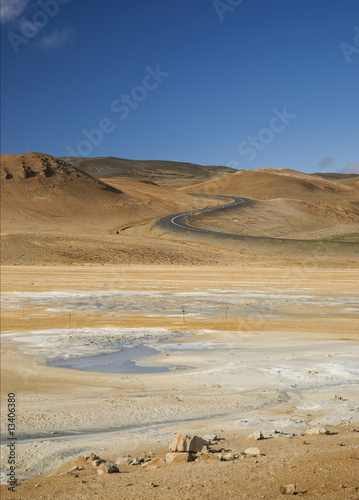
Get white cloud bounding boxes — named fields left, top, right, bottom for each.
left=38, top=27, right=73, bottom=50
left=0, top=0, right=29, bottom=23
left=342, top=161, right=359, bottom=174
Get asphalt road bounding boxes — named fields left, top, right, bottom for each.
left=154, top=194, right=359, bottom=245
left=155, top=194, right=255, bottom=241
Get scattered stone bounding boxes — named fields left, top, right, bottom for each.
left=98, top=462, right=119, bottom=475
left=222, top=453, right=238, bottom=461
left=280, top=484, right=296, bottom=495
left=86, top=453, right=99, bottom=463
left=70, top=466, right=79, bottom=471
left=170, top=433, right=189, bottom=452
left=199, top=453, right=221, bottom=462
left=35, top=484, right=41, bottom=488
left=188, top=436, right=209, bottom=453
left=204, top=433, right=217, bottom=442
left=248, top=431, right=264, bottom=441
left=334, top=395, right=343, bottom=400
left=245, top=447, right=261, bottom=457
left=92, top=459, right=105, bottom=467
left=147, top=482, right=158, bottom=488
left=305, top=426, right=329, bottom=436
left=169, top=433, right=208, bottom=453
left=116, top=457, right=129, bottom=466
left=130, top=458, right=140, bottom=465
left=166, top=453, right=191, bottom=465
left=147, top=458, right=166, bottom=470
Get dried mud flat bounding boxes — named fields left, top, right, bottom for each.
left=1, top=265, right=359, bottom=500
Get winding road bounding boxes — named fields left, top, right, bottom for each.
left=155, top=194, right=254, bottom=240
left=155, top=194, right=359, bottom=244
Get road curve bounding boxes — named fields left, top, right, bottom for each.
left=155, top=194, right=253, bottom=240
left=154, top=194, right=359, bottom=244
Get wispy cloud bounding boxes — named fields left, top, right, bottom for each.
left=342, top=161, right=359, bottom=174
left=0, top=0, right=29, bottom=23
left=316, top=157, right=335, bottom=169
left=38, top=28, right=73, bottom=50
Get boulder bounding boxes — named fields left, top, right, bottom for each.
left=86, top=453, right=99, bottom=463
left=204, top=433, right=217, bottom=442
left=166, top=453, right=191, bottom=465
left=116, top=457, right=129, bottom=466
left=169, top=433, right=189, bottom=452
left=146, top=458, right=166, bottom=470
left=245, top=447, right=261, bottom=457
left=188, top=436, right=209, bottom=453
left=305, top=426, right=329, bottom=436
left=222, top=453, right=238, bottom=461
left=98, top=462, right=119, bottom=475
left=280, top=484, right=296, bottom=495
left=248, top=431, right=264, bottom=441
left=92, top=459, right=105, bottom=467
left=200, top=453, right=222, bottom=462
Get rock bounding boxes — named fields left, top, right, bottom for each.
left=92, top=459, right=105, bottom=467
left=86, top=453, right=99, bottom=463
left=188, top=436, right=209, bottom=453
left=97, top=462, right=119, bottom=475
left=169, top=433, right=189, bottom=452
left=147, top=482, right=158, bottom=488
left=146, top=458, right=166, bottom=470
left=130, top=458, right=140, bottom=465
left=200, top=453, right=221, bottom=462
left=222, top=453, right=238, bottom=461
left=166, top=453, right=191, bottom=465
left=280, top=484, right=296, bottom=495
left=204, top=433, right=217, bottom=442
left=305, top=426, right=329, bottom=436
left=248, top=431, right=264, bottom=441
left=245, top=447, right=261, bottom=457
left=116, top=457, right=129, bottom=466
left=334, top=395, right=343, bottom=400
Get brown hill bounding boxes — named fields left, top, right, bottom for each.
left=60, top=156, right=236, bottom=186
left=182, top=168, right=358, bottom=201
left=182, top=169, right=359, bottom=240
left=0, top=153, right=219, bottom=236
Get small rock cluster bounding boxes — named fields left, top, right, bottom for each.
left=77, top=426, right=331, bottom=478
left=78, top=431, right=267, bottom=476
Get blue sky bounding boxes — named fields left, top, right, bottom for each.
left=1, top=0, right=358, bottom=173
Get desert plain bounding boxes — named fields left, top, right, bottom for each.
left=1, top=153, right=359, bottom=499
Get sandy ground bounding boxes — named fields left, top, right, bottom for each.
left=1, top=265, right=359, bottom=499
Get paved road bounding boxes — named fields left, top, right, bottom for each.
left=155, top=194, right=253, bottom=240
left=155, top=194, right=359, bottom=244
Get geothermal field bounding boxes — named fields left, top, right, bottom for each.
left=1, top=153, right=359, bottom=499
